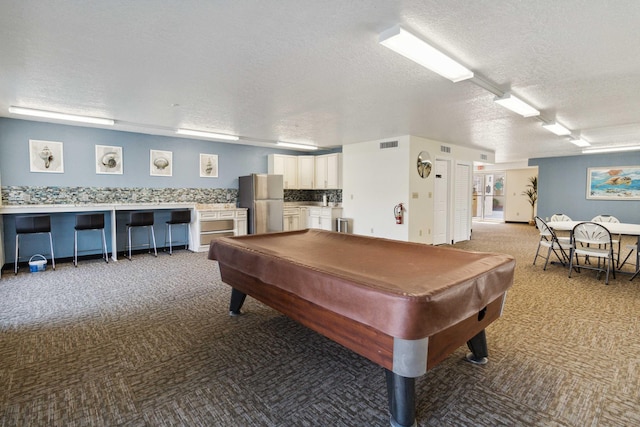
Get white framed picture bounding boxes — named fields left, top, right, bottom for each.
left=199, top=154, right=219, bottom=177
left=150, top=149, right=172, bottom=176
left=29, top=139, right=64, bottom=173
left=95, top=145, right=123, bottom=174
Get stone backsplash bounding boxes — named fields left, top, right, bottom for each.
left=284, top=189, right=342, bottom=204
left=1, top=186, right=237, bottom=205
left=1, top=186, right=342, bottom=205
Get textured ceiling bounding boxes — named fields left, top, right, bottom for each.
left=2, top=0, right=640, bottom=163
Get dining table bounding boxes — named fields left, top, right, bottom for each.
left=547, top=220, right=640, bottom=280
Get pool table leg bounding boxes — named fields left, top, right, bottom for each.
left=465, top=329, right=489, bottom=365
left=229, top=288, right=247, bottom=316
left=385, top=369, right=417, bottom=427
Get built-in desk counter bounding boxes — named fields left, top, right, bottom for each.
left=0, top=203, right=246, bottom=276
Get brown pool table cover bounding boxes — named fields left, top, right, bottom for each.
left=209, top=229, right=515, bottom=340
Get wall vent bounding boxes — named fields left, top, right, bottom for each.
left=440, top=145, right=451, bottom=153
left=380, top=141, right=398, bottom=149
left=480, top=153, right=488, bottom=161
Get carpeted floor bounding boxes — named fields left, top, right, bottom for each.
left=0, top=222, right=639, bottom=426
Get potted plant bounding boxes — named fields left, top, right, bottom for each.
left=522, top=176, right=538, bottom=225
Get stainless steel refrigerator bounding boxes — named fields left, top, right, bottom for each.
left=238, top=174, right=284, bottom=234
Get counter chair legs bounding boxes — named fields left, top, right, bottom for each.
left=165, top=209, right=191, bottom=254
left=74, top=213, right=109, bottom=266
left=14, top=215, right=55, bottom=274
left=125, top=211, right=157, bottom=260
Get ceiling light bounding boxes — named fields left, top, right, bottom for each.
left=582, top=145, right=640, bottom=154
left=542, top=121, right=571, bottom=136
left=9, top=106, right=115, bottom=125
left=494, top=93, right=540, bottom=117
left=276, top=141, right=318, bottom=151
left=176, top=129, right=239, bottom=141
left=569, top=137, right=590, bottom=147
left=379, top=25, right=474, bottom=83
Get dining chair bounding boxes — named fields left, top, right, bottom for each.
left=591, top=215, right=622, bottom=266
left=549, top=213, right=572, bottom=242
left=533, top=216, right=572, bottom=270
left=618, top=244, right=637, bottom=270
left=550, top=213, right=572, bottom=222
left=569, top=222, right=616, bottom=285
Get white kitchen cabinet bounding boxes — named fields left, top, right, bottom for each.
left=283, top=207, right=301, bottom=231
left=297, top=156, right=315, bottom=189
left=268, top=154, right=298, bottom=189
left=314, top=153, right=342, bottom=189
left=234, top=210, right=248, bottom=236
left=299, top=207, right=309, bottom=229
left=309, top=206, right=343, bottom=231
left=196, top=208, right=247, bottom=251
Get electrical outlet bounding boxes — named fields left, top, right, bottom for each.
left=23, top=194, right=30, bottom=202
left=370, top=228, right=374, bottom=234
left=419, top=229, right=422, bottom=236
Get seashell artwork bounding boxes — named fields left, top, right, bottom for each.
left=150, top=149, right=173, bottom=176
left=39, top=145, right=54, bottom=168
left=101, top=152, right=118, bottom=168
left=96, top=145, right=123, bottom=174
left=154, top=157, right=169, bottom=169
left=30, top=139, right=64, bottom=173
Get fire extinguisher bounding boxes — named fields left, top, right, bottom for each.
left=394, top=203, right=404, bottom=224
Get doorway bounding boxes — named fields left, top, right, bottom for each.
left=473, top=171, right=505, bottom=221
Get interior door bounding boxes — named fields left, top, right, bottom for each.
left=454, top=163, right=471, bottom=243
left=433, top=159, right=449, bottom=245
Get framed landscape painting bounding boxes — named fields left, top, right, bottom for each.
left=586, top=166, right=640, bottom=200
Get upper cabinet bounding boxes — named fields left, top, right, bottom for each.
left=297, top=156, right=315, bottom=189
left=315, top=153, right=342, bottom=189
left=268, top=154, right=298, bottom=189
left=269, top=153, right=341, bottom=190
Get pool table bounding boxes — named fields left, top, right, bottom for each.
left=208, top=229, right=515, bottom=427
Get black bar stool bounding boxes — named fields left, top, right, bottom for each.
left=74, top=213, right=109, bottom=266
left=165, top=209, right=191, bottom=254
left=14, top=215, right=55, bottom=274
left=125, top=211, right=157, bottom=260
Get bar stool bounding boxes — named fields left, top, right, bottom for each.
left=165, top=209, right=191, bottom=254
left=125, top=211, right=157, bottom=260
left=14, top=215, right=55, bottom=274
left=74, top=213, right=109, bottom=266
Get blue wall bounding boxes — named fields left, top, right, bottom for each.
left=0, top=117, right=301, bottom=189
left=530, top=152, right=640, bottom=223
left=0, top=117, right=318, bottom=264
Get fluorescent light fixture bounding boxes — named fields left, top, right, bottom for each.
left=176, top=128, right=239, bottom=141
left=379, top=25, right=474, bottom=82
left=582, top=145, right=640, bottom=154
left=494, top=93, right=540, bottom=117
left=276, top=141, right=318, bottom=151
left=9, top=106, right=114, bottom=125
left=542, top=121, right=571, bottom=136
left=569, top=137, right=590, bottom=147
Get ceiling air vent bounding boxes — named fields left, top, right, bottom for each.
left=380, top=141, right=398, bottom=149
left=480, top=154, right=488, bottom=161
left=440, top=145, right=451, bottom=153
